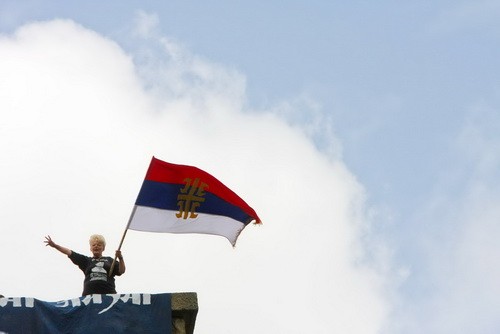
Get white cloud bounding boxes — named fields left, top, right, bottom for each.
left=133, top=11, right=160, bottom=39
left=0, top=19, right=392, bottom=333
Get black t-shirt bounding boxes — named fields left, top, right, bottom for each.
left=69, top=251, right=122, bottom=296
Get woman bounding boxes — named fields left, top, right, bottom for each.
left=44, top=234, right=126, bottom=296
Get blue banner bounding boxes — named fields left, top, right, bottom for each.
left=0, top=293, right=171, bottom=334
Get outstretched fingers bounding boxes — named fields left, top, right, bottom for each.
left=44, top=235, right=54, bottom=247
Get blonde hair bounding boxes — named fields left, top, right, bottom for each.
left=89, top=234, right=106, bottom=247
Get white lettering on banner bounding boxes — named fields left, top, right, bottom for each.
left=0, top=294, right=152, bottom=315
left=0, top=297, right=34, bottom=308
left=98, top=294, right=144, bottom=314
left=81, top=294, right=103, bottom=306
left=56, top=297, right=84, bottom=308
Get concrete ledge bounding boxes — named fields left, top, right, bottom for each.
left=171, top=292, right=198, bottom=334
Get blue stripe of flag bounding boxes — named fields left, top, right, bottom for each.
left=135, top=180, right=253, bottom=225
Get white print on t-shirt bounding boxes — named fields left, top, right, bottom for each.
left=90, top=261, right=107, bottom=282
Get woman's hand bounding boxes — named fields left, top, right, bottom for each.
left=44, top=235, right=71, bottom=256
left=44, top=235, right=56, bottom=248
left=115, top=250, right=123, bottom=260
left=116, top=250, right=126, bottom=275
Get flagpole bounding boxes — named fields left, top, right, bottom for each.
left=109, top=205, right=137, bottom=276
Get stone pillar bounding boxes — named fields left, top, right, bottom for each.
left=171, top=292, right=198, bottom=334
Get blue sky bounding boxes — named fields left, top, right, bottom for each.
left=1, top=1, right=500, bottom=333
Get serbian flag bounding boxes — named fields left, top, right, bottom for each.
left=128, top=157, right=261, bottom=246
